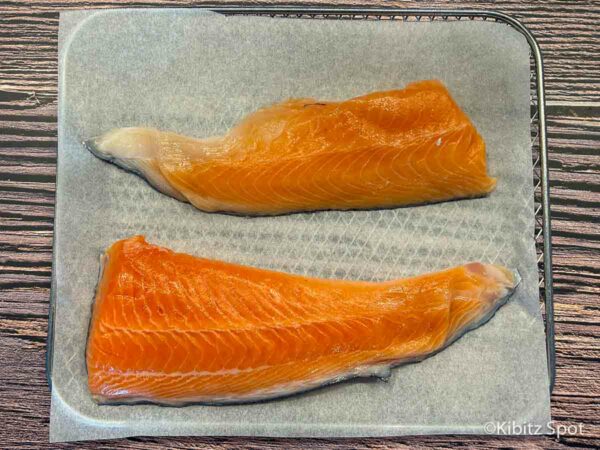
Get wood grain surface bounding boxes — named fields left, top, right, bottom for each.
left=0, top=1, right=598, bottom=448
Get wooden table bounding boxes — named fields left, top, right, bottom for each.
left=0, top=1, right=598, bottom=448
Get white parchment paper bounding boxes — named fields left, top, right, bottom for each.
left=50, top=9, right=551, bottom=442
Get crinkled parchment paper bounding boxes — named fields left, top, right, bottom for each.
left=50, top=9, right=551, bottom=442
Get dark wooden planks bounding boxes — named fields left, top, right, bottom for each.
left=0, top=1, right=599, bottom=102
left=0, top=0, right=599, bottom=448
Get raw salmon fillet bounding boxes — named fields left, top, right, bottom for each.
left=85, top=80, right=496, bottom=215
left=87, top=236, right=518, bottom=405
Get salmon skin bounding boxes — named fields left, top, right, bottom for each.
left=87, top=236, right=518, bottom=405
left=85, top=80, right=496, bottom=216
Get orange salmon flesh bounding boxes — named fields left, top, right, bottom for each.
left=86, top=80, right=496, bottom=215
left=86, top=236, right=517, bottom=405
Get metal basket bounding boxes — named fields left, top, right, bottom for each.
left=46, top=6, right=555, bottom=394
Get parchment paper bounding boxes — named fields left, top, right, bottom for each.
left=50, top=9, right=551, bottom=442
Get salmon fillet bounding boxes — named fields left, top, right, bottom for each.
left=87, top=236, right=517, bottom=405
left=85, top=80, right=496, bottom=215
